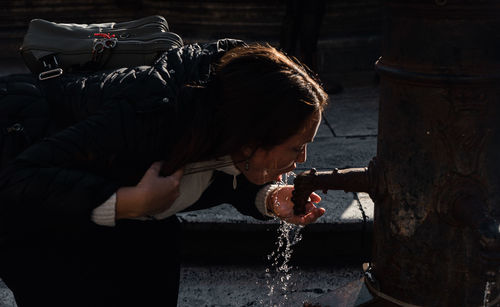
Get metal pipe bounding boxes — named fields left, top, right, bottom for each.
left=292, top=167, right=370, bottom=215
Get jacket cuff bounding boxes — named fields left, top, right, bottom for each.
left=91, top=193, right=117, bottom=227
left=255, top=184, right=280, bottom=217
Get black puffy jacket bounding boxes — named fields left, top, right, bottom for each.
left=0, top=39, right=267, bottom=240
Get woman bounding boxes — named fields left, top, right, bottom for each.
left=0, top=39, right=328, bottom=306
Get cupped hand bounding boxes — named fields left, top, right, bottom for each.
left=116, top=161, right=184, bottom=219
left=267, top=185, right=325, bottom=225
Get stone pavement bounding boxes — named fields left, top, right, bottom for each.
left=0, top=264, right=365, bottom=307
left=178, top=264, right=364, bottom=306
left=0, top=58, right=379, bottom=306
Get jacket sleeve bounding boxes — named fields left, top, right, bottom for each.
left=182, top=171, right=273, bottom=221
left=0, top=100, right=136, bottom=236
left=153, top=38, right=247, bottom=88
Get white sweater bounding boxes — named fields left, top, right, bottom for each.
left=91, top=156, right=277, bottom=226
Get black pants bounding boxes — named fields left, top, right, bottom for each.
left=0, top=217, right=181, bottom=307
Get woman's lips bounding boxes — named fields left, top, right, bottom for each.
left=275, top=165, right=297, bottom=181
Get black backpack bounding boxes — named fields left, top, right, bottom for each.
left=19, top=15, right=183, bottom=79
left=1, top=15, right=184, bottom=171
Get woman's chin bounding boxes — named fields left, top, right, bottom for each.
left=244, top=175, right=266, bottom=185
left=246, top=175, right=278, bottom=185
left=244, top=172, right=288, bottom=185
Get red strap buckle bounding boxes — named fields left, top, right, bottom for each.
left=93, top=33, right=116, bottom=39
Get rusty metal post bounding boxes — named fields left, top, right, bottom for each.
left=297, top=1, right=500, bottom=306
left=371, top=0, right=500, bottom=306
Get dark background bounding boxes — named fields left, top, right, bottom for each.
left=0, top=0, right=385, bottom=88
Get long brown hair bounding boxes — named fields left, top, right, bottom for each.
left=161, top=44, right=328, bottom=175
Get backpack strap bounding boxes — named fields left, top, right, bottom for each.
left=38, top=55, right=63, bottom=81
left=36, top=57, right=71, bottom=130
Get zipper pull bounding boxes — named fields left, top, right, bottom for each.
left=6, top=123, right=24, bottom=134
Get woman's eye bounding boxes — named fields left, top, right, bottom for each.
left=294, top=145, right=305, bottom=153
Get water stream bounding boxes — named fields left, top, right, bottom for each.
left=483, top=271, right=500, bottom=307
left=484, top=280, right=494, bottom=307
left=260, top=220, right=303, bottom=306
left=260, top=172, right=305, bottom=306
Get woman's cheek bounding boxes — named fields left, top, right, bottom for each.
left=247, top=170, right=270, bottom=185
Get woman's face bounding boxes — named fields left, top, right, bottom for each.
left=236, top=110, right=321, bottom=185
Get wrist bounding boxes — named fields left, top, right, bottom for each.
left=265, top=187, right=280, bottom=215
left=115, top=186, right=144, bottom=220
left=91, top=193, right=117, bottom=227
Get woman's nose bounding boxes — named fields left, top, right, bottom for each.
left=296, top=146, right=307, bottom=163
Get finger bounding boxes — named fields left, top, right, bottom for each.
left=285, top=211, right=310, bottom=225
left=305, top=202, right=317, bottom=213
left=309, top=192, right=321, bottom=203
left=147, top=161, right=164, bottom=175
left=302, top=208, right=325, bottom=224
left=283, top=216, right=303, bottom=225
left=293, top=206, right=325, bottom=225
left=282, top=208, right=311, bottom=225
left=170, top=168, right=184, bottom=180
left=302, top=214, right=317, bottom=225
left=304, top=202, right=325, bottom=214
left=311, top=207, right=326, bottom=219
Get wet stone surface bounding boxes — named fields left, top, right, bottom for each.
left=1, top=265, right=365, bottom=307
left=177, top=264, right=364, bottom=307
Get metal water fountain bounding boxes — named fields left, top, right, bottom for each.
left=295, top=1, right=500, bottom=306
